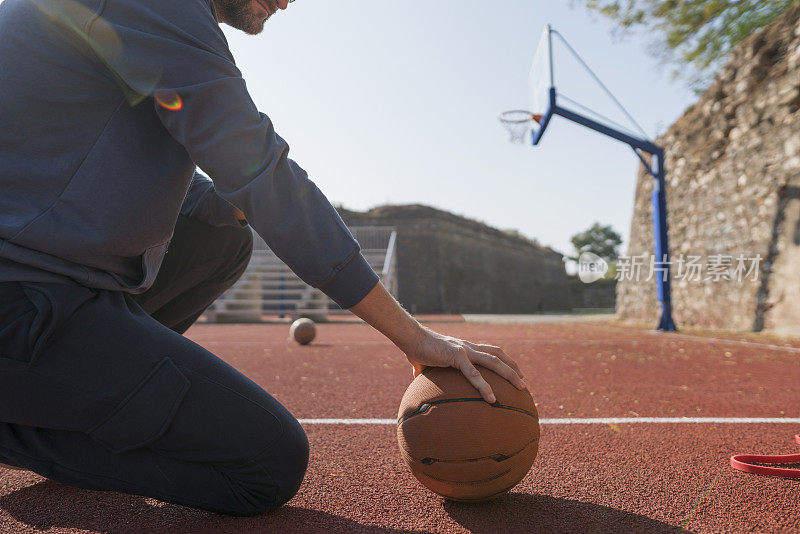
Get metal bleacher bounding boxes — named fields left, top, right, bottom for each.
left=206, top=226, right=398, bottom=322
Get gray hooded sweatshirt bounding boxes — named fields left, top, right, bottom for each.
left=0, top=0, right=378, bottom=309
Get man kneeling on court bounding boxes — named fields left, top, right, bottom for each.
left=0, top=0, right=526, bottom=516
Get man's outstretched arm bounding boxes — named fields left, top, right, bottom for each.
left=82, top=0, right=525, bottom=397
left=85, top=0, right=378, bottom=309
left=350, top=282, right=527, bottom=403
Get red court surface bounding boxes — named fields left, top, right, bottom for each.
left=1, top=320, right=798, bottom=533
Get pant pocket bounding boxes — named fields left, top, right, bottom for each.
left=88, top=357, right=190, bottom=454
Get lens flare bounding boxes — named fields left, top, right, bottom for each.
left=155, top=91, right=183, bottom=111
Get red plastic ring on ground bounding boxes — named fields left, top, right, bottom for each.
left=730, top=435, right=800, bottom=480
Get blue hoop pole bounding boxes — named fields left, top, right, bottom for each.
left=547, top=105, right=677, bottom=331
left=651, top=149, right=676, bottom=331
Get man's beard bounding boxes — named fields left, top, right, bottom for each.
left=215, top=0, right=266, bottom=35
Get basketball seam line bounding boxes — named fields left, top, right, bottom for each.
left=401, top=437, right=539, bottom=465
left=397, top=397, right=538, bottom=425
left=421, top=467, right=514, bottom=486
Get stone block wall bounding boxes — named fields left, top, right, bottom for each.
left=339, top=205, right=572, bottom=314
left=570, top=278, right=616, bottom=310
left=617, top=5, right=800, bottom=333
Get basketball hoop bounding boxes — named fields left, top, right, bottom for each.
left=498, top=110, right=542, bottom=144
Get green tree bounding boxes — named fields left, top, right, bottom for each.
left=570, top=223, right=623, bottom=261
left=574, top=0, right=799, bottom=90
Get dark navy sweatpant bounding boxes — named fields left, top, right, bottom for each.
left=0, top=215, right=309, bottom=516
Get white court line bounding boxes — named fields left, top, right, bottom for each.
left=301, top=419, right=397, bottom=425
left=540, top=417, right=800, bottom=424
left=299, top=417, right=800, bottom=425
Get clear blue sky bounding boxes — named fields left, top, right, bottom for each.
left=224, top=0, right=698, bottom=257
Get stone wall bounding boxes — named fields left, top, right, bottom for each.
left=570, top=278, right=616, bottom=310
left=339, top=205, right=572, bottom=314
left=617, top=4, right=800, bottom=333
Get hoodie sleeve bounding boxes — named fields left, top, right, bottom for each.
left=85, top=0, right=379, bottom=308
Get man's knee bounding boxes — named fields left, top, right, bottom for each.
left=227, top=416, right=310, bottom=516
left=270, top=416, right=310, bottom=508
left=209, top=223, right=252, bottom=286
left=227, top=224, right=253, bottom=277
left=231, top=223, right=254, bottom=254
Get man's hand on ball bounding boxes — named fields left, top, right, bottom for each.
left=347, top=283, right=526, bottom=403
left=401, top=327, right=527, bottom=403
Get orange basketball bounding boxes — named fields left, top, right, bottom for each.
left=396, top=366, right=539, bottom=502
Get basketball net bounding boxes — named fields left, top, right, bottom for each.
left=498, top=111, right=542, bottom=144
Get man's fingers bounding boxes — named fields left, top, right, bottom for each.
left=467, top=342, right=524, bottom=378
left=457, top=357, right=496, bottom=403
left=468, top=350, right=527, bottom=390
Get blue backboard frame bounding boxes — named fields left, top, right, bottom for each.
left=525, top=25, right=676, bottom=331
